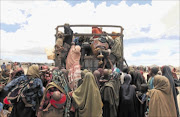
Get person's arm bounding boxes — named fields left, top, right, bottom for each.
left=4, top=76, right=27, bottom=91
left=35, top=78, right=44, bottom=97
left=43, top=103, right=51, bottom=112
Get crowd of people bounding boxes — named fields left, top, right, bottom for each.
left=0, top=25, right=179, bottom=117
left=0, top=61, right=180, bottom=117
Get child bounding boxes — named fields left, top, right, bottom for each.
left=43, top=91, right=66, bottom=111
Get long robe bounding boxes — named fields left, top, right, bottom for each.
left=72, top=72, right=102, bottom=117
left=148, top=75, right=177, bottom=117
left=66, top=45, right=81, bottom=91
left=162, top=66, right=179, bottom=117
left=119, top=75, right=137, bottom=117
left=101, top=72, right=120, bottom=117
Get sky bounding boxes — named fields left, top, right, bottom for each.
left=0, top=0, right=179, bottom=67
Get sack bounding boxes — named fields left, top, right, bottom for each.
left=90, top=38, right=109, bottom=56
left=111, top=37, right=122, bottom=59
left=45, top=47, right=55, bottom=60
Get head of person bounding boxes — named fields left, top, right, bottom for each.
left=11, top=67, right=24, bottom=79
left=173, top=68, right=176, bottom=72
left=75, top=45, right=81, bottom=52
left=150, top=67, right=159, bottom=77
left=123, top=74, right=132, bottom=85
left=141, top=84, right=148, bottom=93
left=97, top=68, right=104, bottom=76
left=136, top=71, right=144, bottom=80
left=27, top=64, right=40, bottom=79
left=3, top=62, right=5, bottom=65
left=103, top=69, right=110, bottom=80
left=122, top=67, right=129, bottom=74
left=40, top=65, right=49, bottom=72
left=154, top=75, right=170, bottom=93
left=52, top=91, right=61, bottom=101
left=161, top=66, right=171, bottom=75
left=129, top=70, right=136, bottom=84
left=112, top=71, right=120, bottom=80
left=93, top=70, right=101, bottom=81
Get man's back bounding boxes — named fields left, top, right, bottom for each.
left=1, top=64, right=6, bottom=70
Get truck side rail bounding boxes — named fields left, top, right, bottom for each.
left=55, top=24, right=124, bottom=37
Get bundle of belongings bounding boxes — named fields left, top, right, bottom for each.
left=54, top=25, right=123, bottom=71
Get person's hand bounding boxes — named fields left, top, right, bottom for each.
left=146, top=92, right=149, bottom=96
left=43, top=108, right=48, bottom=112
left=69, top=91, right=73, bottom=97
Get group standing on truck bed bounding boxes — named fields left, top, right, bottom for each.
left=0, top=24, right=180, bottom=117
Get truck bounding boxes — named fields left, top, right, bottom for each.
left=54, top=24, right=128, bottom=71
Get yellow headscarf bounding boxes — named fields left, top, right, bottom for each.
left=27, top=65, right=40, bottom=79
left=72, top=72, right=102, bottom=117
left=148, top=75, right=177, bottom=117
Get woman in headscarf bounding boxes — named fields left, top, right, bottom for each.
left=134, top=71, right=146, bottom=91
left=38, top=69, right=71, bottom=117
left=120, top=67, right=129, bottom=85
left=129, top=70, right=136, bottom=85
left=147, top=67, right=159, bottom=90
left=162, top=66, right=179, bottom=116
left=100, top=70, right=121, bottom=117
left=66, top=43, right=81, bottom=91
left=4, top=64, right=43, bottom=117
left=72, top=72, right=103, bottom=117
left=147, top=75, right=177, bottom=117
left=118, top=74, right=137, bottom=117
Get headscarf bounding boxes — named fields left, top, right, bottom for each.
left=134, top=71, right=145, bottom=91
left=162, top=66, right=179, bottom=116
left=72, top=72, right=102, bottom=117
left=129, top=70, right=136, bottom=85
left=98, top=68, right=104, bottom=76
left=151, top=67, right=159, bottom=75
left=26, top=65, right=40, bottom=79
left=121, top=74, right=132, bottom=97
left=82, top=69, right=89, bottom=75
left=148, top=75, right=177, bottom=117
